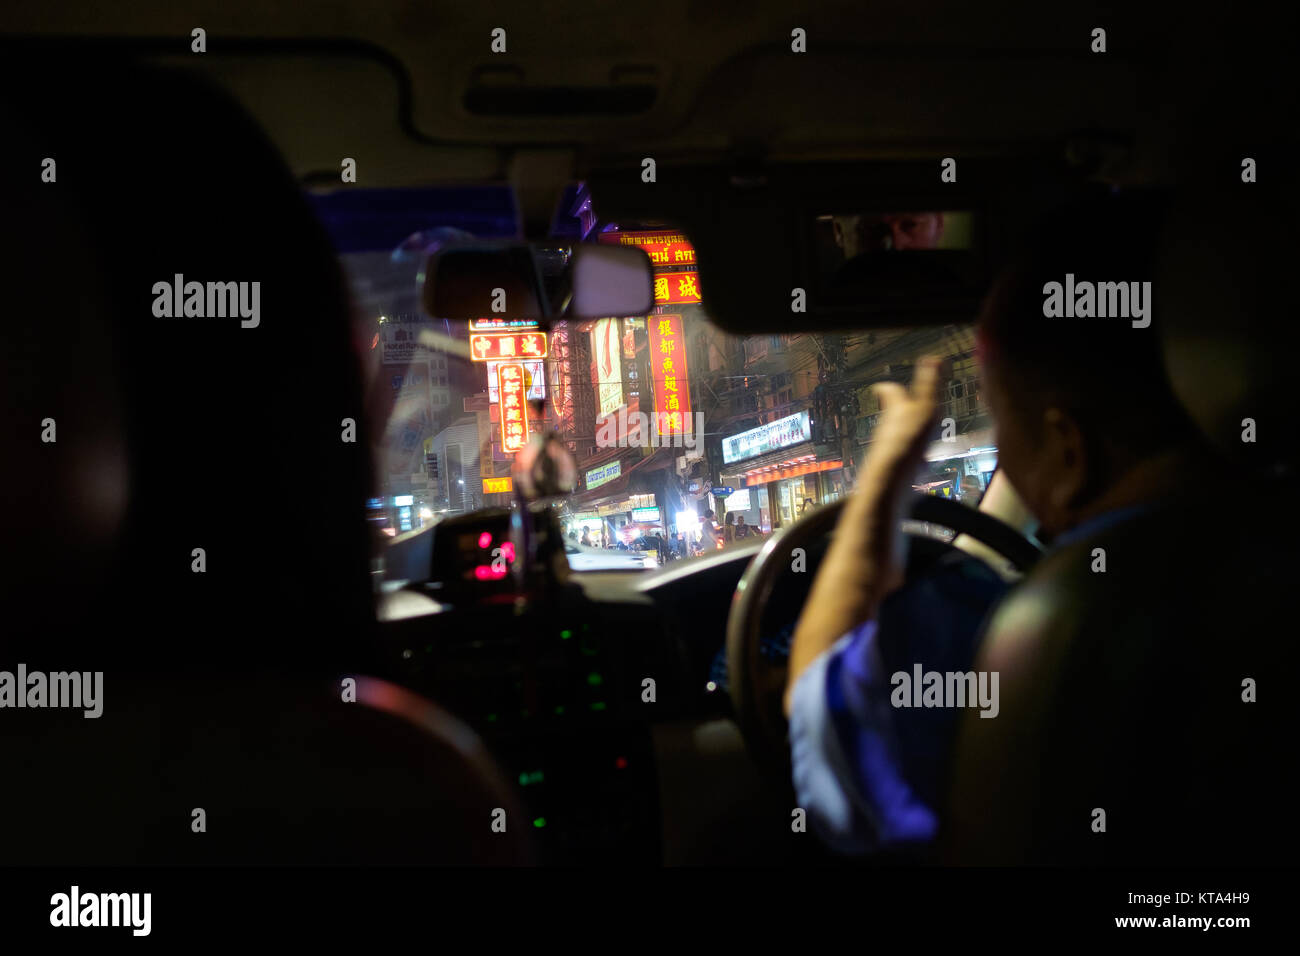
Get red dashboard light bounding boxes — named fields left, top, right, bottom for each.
left=478, top=531, right=493, bottom=549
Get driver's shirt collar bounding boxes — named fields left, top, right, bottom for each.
left=1048, top=502, right=1159, bottom=552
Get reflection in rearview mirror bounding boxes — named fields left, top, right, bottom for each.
left=819, top=210, right=973, bottom=258
left=814, top=210, right=979, bottom=300
left=421, top=240, right=654, bottom=322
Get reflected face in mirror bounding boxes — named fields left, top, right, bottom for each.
left=832, top=212, right=946, bottom=256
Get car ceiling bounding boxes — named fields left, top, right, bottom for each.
left=6, top=1, right=1293, bottom=196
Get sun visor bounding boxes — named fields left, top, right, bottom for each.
left=584, top=159, right=1081, bottom=334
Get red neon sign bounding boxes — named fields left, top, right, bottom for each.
left=599, top=230, right=697, bottom=266
left=497, top=363, right=530, bottom=454
left=652, top=272, right=702, bottom=306
left=470, top=331, right=549, bottom=362
left=647, top=313, right=693, bottom=437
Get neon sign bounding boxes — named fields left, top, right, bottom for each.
left=497, top=363, right=530, bottom=454
left=647, top=313, right=693, bottom=437
left=471, top=331, right=548, bottom=362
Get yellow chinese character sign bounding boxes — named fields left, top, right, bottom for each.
left=646, top=313, right=693, bottom=438
left=497, top=363, right=530, bottom=453
left=651, top=271, right=703, bottom=305
left=470, top=331, right=549, bottom=362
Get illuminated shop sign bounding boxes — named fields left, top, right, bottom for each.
left=482, top=476, right=513, bottom=494
left=591, top=318, right=623, bottom=417
left=598, top=230, right=697, bottom=267
left=497, top=363, right=530, bottom=454
left=487, top=358, right=545, bottom=403
left=630, top=507, right=660, bottom=522
left=469, top=318, right=541, bottom=332
left=596, top=229, right=702, bottom=304
left=722, top=410, right=812, bottom=465
left=652, top=272, right=702, bottom=306
left=647, top=313, right=693, bottom=437
left=585, top=460, right=622, bottom=490
left=470, top=330, right=548, bottom=362
left=720, top=488, right=751, bottom=510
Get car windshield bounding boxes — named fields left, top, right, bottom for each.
left=326, top=188, right=990, bottom=570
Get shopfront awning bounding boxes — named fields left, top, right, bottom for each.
left=721, top=443, right=843, bottom=487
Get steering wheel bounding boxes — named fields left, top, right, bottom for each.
left=725, top=493, right=1042, bottom=778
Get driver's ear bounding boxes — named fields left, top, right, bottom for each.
left=1040, top=407, right=1090, bottom=517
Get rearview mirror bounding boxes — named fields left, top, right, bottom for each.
left=420, top=240, right=654, bottom=322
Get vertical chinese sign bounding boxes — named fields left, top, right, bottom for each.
left=647, top=313, right=692, bottom=439
left=498, top=363, right=529, bottom=454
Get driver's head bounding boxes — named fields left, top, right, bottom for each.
left=833, top=212, right=945, bottom=256
left=882, top=212, right=944, bottom=250
left=976, top=191, right=1207, bottom=539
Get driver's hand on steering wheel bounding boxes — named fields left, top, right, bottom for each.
left=784, top=355, right=944, bottom=715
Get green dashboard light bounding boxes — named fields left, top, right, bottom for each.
left=533, top=817, right=547, bottom=829
left=554, top=705, right=565, bottom=715
left=486, top=712, right=498, bottom=723
left=586, top=672, right=603, bottom=686
left=518, top=770, right=545, bottom=786
left=590, top=701, right=607, bottom=712
left=560, top=629, right=573, bottom=640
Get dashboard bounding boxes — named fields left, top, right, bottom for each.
left=373, top=542, right=759, bottom=864
left=370, top=489, right=926, bottom=864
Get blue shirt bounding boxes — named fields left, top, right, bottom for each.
left=789, top=505, right=1154, bottom=854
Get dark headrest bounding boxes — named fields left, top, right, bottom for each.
left=1156, top=186, right=1300, bottom=479
left=2, top=61, right=375, bottom=674
left=980, top=502, right=1295, bottom=863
